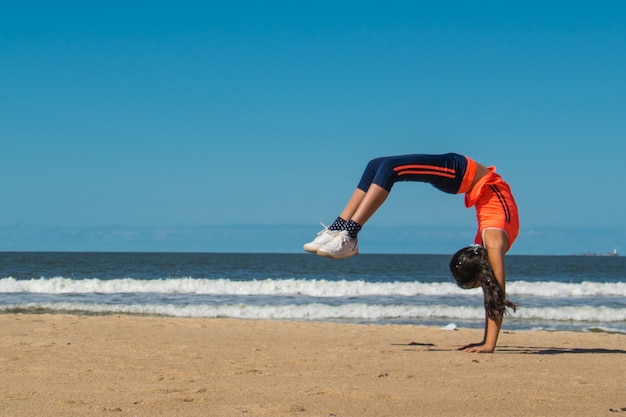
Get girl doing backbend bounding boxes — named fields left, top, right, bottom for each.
left=303, top=153, right=520, bottom=353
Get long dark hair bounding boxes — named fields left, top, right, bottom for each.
left=449, top=245, right=517, bottom=320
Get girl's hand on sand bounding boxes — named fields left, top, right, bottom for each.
left=458, top=342, right=495, bottom=353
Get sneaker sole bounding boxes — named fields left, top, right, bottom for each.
left=316, top=248, right=359, bottom=260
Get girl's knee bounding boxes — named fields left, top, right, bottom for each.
left=365, top=157, right=386, bottom=171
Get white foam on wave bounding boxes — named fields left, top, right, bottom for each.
left=0, top=277, right=472, bottom=296
left=508, top=280, right=626, bottom=297
left=2, top=302, right=624, bottom=323
left=514, top=306, right=626, bottom=322
left=1, top=277, right=625, bottom=298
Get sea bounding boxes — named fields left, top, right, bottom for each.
left=0, top=252, right=625, bottom=334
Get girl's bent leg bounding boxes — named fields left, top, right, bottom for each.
left=342, top=156, right=394, bottom=224
left=351, top=184, right=389, bottom=226
left=338, top=189, right=367, bottom=222
left=356, top=157, right=389, bottom=191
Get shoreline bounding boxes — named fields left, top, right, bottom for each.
left=2, top=314, right=625, bottom=416
left=2, top=310, right=625, bottom=335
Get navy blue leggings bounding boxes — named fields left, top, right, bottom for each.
left=356, top=153, right=469, bottom=194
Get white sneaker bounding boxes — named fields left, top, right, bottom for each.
left=316, top=230, right=359, bottom=259
left=303, top=225, right=338, bottom=253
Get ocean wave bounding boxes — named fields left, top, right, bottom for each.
left=1, top=302, right=624, bottom=323
left=1, top=277, right=625, bottom=298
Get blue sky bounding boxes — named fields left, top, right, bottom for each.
left=2, top=1, right=625, bottom=254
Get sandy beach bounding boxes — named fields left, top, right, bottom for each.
left=1, top=314, right=624, bottom=417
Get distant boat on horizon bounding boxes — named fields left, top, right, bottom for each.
left=576, top=248, right=619, bottom=257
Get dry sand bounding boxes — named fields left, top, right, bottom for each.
left=1, top=314, right=625, bottom=417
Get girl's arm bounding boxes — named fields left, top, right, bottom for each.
left=460, top=229, right=508, bottom=353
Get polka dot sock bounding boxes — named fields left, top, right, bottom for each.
left=328, top=217, right=347, bottom=231
left=345, top=220, right=362, bottom=239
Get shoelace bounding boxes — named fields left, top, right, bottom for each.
left=317, top=222, right=341, bottom=237
left=328, top=231, right=353, bottom=249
